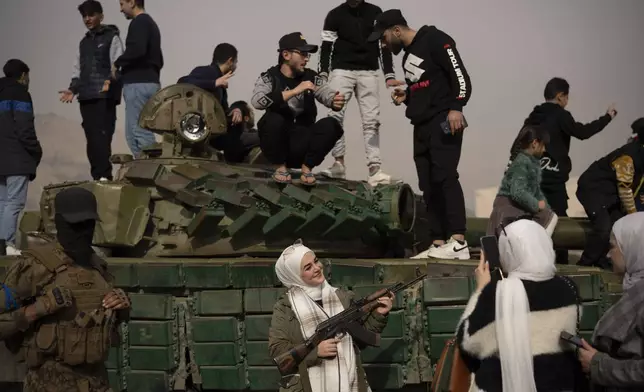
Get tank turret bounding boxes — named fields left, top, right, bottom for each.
left=18, top=84, right=417, bottom=259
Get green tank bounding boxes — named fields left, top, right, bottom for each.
left=0, top=84, right=621, bottom=392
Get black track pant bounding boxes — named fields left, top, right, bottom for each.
left=79, top=99, right=117, bottom=180
left=413, top=113, right=466, bottom=242
left=211, top=126, right=260, bottom=163
left=577, top=191, right=623, bottom=267
left=542, top=183, right=570, bottom=264
left=258, top=112, right=343, bottom=169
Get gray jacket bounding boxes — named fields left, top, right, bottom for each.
left=590, top=280, right=644, bottom=391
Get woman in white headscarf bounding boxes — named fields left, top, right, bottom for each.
left=577, top=212, right=644, bottom=391
left=456, top=219, right=582, bottom=391
left=268, top=241, right=394, bottom=392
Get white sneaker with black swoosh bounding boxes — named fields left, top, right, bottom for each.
left=411, top=238, right=470, bottom=260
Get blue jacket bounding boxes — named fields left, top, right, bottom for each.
left=177, top=65, right=228, bottom=112
left=0, top=77, right=42, bottom=178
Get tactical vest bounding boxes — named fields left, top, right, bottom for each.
left=78, top=24, right=121, bottom=102
left=20, top=244, right=115, bottom=368
left=263, top=65, right=318, bottom=126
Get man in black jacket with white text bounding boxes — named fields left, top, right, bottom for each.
left=369, top=9, right=472, bottom=260
left=0, top=60, right=42, bottom=256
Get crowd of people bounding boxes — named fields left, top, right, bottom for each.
left=0, top=1, right=643, bottom=389
left=0, top=0, right=642, bottom=264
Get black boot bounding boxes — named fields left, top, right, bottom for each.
left=0, top=240, right=6, bottom=256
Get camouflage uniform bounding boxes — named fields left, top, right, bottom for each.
left=0, top=243, right=127, bottom=392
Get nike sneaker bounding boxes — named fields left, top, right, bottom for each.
left=411, top=238, right=470, bottom=260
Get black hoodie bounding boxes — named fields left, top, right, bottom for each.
left=401, top=25, right=472, bottom=126
left=0, top=77, right=42, bottom=178
left=524, top=102, right=612, bottom=186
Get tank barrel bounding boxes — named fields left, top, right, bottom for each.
left=464, top=217, right=591, bottom=250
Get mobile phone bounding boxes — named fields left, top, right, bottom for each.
left=480, top=235, right=501, bottom=272
left=440, top=114, right=468, bottom=134
left=560, top=331, right=584, bottom=348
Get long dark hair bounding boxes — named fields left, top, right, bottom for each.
left=508, top=125, right=550, bottom=162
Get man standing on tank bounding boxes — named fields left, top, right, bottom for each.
left=318, top=0, right=403, bottom=186
left=114, top=0, right=163, bottom=157
left=0, top=187, right=131, bottom=392
left=369, top=9, right=473, bottom=260
left=523, top=77, right=616, bottom=263
left=59, top=0, right=124, bottom=182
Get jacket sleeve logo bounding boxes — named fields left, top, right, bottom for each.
left=404, top=54, right=425, bottom=83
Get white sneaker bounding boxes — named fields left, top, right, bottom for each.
left=99, top=177, right=109, bottom=182
left=367, top=169, right=402, bottom=187
left=411, top=238, right=470, bottom=260
left=6, top=245, right=21, bottom=256
left=320, top=161, right=346, bottom=179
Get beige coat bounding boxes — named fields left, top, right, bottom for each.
left=268, top=289, right=388, bottom=392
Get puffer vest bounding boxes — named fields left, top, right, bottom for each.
left=20, top=244, right=115, bottom=368
left=77, top=25, right=120, bottom=101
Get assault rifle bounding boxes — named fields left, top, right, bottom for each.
left=273, top=271, right=427, bottom=376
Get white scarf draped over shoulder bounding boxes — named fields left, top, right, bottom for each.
left=275, top=243, right=360, bottom=392
left=495, top=219, right=557, bottom=392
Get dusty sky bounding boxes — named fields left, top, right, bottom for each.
left=1, top=0, right=644, bottom=209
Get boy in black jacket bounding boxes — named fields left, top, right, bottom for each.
left=524, top=77, right=616, bottom=263
left=0, top=59, right=42, bottom=256
left=368, top=9, right=472, bottom=260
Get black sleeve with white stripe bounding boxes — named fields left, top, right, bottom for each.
left=319, top=11, right=338, bottom=76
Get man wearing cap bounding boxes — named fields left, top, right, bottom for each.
left=318, top=0, right=403, bottom=186
left=251, top=32, right=346, bottom=185
left=575, top=119, right=644, bottom=268
left=368, top=9, right=473, bottom=260
left=0, top=186, right=130, bottom=392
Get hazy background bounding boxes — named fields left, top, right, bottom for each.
left=2, top=0, right=643, bottom=211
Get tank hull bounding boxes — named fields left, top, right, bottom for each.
left=0, top=255, right=622, bottom=391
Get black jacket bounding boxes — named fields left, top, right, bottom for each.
left=524, top=102, right=612, bottom=187
left=578, top=141, right=644, bottom=206
left=177, top=65, right=228, bottom=112
left=0, top=78, right=42, bottom=178
left=319, top=2, right=394, bottom=79
left=71, top=24, right=122, bottom=102
left=114, top=13, right=163, bottom=84
left=457, top=276, right=582, bottom=392
left=401, top=25, right=472, bottom=126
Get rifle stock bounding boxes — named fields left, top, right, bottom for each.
left=273, top=336, right=321, bottom=376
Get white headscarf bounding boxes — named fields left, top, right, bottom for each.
left=495, top=219, right=557, bottom=392
left=612, top=212, right=644, bottom=291
left=275, top=242, right=326, bottom=300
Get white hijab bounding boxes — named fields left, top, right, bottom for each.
left=495, top=219, right=557, bottom=392
left=275, top=242, right=326, bottom=300
left=612, top=212, right=644, bottom=291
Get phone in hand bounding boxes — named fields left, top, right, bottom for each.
left=560, top=331, right=584, bottom=348
left=480, top=235, right=501, bottom=272
left=441, top=114, right=468, bottom=134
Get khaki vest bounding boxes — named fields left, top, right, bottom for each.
left=21, top=243, right=115, bottom=368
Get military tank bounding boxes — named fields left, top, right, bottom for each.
left=0, top=84, right=622, bottom=392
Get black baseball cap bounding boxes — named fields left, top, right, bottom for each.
left=278, top=32, right=318, bottom=54
left=54, top=187, right=99, bottom=223
left=367, top=9, right=408, bottom=42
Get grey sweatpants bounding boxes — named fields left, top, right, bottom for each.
left=326, top=69, right=382, bottom=168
